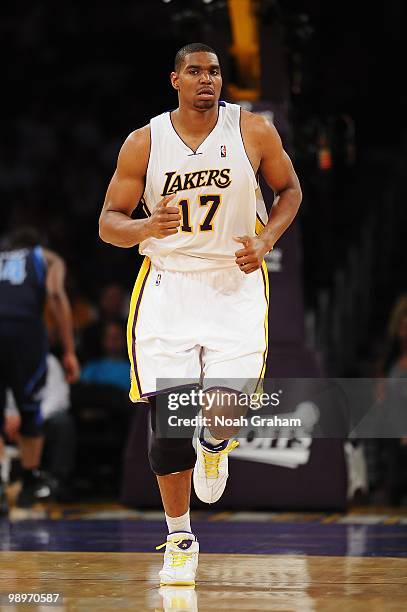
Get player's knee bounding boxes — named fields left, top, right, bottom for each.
left=148, top=434, right=196, bottom=476
left=19, top=406, right=44, bottom=437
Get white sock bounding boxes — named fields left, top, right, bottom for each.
left=203, top=427, right=225, bottom=446
left=166, top=509, right=191, bottom=534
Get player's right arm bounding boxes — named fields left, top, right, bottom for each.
left=99, top=126, right=180, bottom=247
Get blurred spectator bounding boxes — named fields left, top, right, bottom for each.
left=5, top=354, right=76, bottom=502
left=79, top=283, right=128, bottom=361
left=99, top=283, right=128, bottom=319
left=71, top=319, right=132, bottom=497
left=380, top=294, right=407, bottom=378
left=80, top=320, right=130, bottom=391
left=374, top=295, right=407, bottom=505
left=45, top=274, right=97, bottom=350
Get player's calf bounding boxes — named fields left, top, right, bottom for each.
left=203, top=387, right=248, bottom=440
left=193, top=388, right=245, bottom=504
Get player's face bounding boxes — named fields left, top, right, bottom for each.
left=171, top=52, right=222, bottom=111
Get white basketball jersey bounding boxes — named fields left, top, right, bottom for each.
left=140, top=102, right=267, bottom=271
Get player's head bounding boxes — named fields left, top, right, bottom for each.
left=5, top=226, right=44, bottom=249
left=171, top=43, right=222, bottom=111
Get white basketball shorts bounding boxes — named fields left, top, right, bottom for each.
left=127, top=257, right=269, bottom=401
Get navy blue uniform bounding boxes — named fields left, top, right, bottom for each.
left=0, top=246, right=48, bottom=436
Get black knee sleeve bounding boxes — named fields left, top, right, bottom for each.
left=148, top=397, right=196, bottom=476
left=148, top=434, right=196, bottom=476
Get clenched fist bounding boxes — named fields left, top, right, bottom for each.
left=234, top=235, right=271, bottom=274
left=147, top=195, right=181, bottom=239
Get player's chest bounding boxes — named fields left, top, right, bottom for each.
left=152, top=143, right=248, bottom=196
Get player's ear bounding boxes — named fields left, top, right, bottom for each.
left=170, top=72, right=179, bottom=90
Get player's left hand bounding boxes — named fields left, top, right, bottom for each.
left=234, top=235, right=270, bottom=274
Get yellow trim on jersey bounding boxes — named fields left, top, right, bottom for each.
left=256, top=259, right=269, bottom=392
left=255, top=214, right=266, bottom=236
left=127, top=257, right=151, bottom=402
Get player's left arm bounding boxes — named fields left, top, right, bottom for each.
left=235, top=114, right=302, bottom=274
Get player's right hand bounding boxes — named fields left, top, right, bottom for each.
left=62, top=351, right=81, bottom=384
left=147, top=194, right=181, bottom=239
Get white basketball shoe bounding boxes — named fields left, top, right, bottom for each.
left=193, top=437, right=239, bottom=504
left=156, top=532, right=199, bottom=586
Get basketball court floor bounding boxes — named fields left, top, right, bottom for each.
left=0, top=505, right=406, bottom=610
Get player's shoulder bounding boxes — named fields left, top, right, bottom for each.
left=240, top=108, right=276, bottom=136
left=124, top=124, right=151, bottom=150
left=240, top=108, right=282, bottom=152
left=118, top=124, right=151, bottom=169
left=41, top=247, right=64, bottom=268
left=122, top=108, right=171, bottom=152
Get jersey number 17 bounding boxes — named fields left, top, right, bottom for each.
left=178, top=195, right=221, bottom=233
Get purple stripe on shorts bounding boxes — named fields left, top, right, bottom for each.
left=131, top=262, right=151, bottom=397
left=256, top=264, right=269, bottom=387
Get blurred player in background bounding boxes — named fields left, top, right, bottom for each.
left=0, top=227, right=80, bottom=512
left=5, top=352, right=76, bottom=503
left=99, top=43, right=302, bottom=585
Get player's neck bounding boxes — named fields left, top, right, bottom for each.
left=173, top=103, right=219, bottom=136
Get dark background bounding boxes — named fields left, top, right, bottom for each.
left=2, top=0, right=407, bottom=506
left=2, top=0, right=406, bottom=371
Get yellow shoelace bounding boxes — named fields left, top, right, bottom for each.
left=155, top=538, right=193, bottom=567
left=203, top=440, right=239, bottom=478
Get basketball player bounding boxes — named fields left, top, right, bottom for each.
left=0, top=227, right=80, bottom=512
left=99, top=43, right=302, bottom=585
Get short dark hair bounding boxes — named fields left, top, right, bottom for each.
left=5, top=226, right=44, bottom=249
left=174, top=43, right=218, bottom=72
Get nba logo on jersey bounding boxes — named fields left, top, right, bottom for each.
left=220, top=145, right=227, bottom=157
